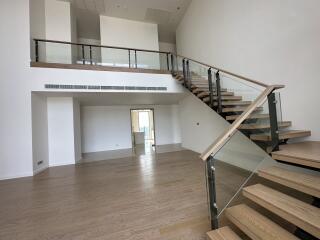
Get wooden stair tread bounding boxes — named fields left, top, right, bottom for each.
left=193, top=89, right=234, bottom=96
left=207, top=226, right=242, bottom=240
left=226, top=113, right=270, bottom=121
left=222, top=106, right=263, bottom=113
left=191, top=86, right=228, bottom=92
left=202, top=95, right=242, bottom=101
left=226, top=204, right=299, bottom=240
left=259, top=166, right=320, bottom=198
left=243, top=184, right=320, bottom=238
left=250, top=130, right=311, bottom=142
left=239, top=121, right=292, bottom=130
left=202, top=92, right=235, bottom=96
left=213, top=101, right=252, bottom=106
left=272, top=141, right=320, bottom=169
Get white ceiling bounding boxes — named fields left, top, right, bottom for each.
left=38, top=92, right=187, bottom=106
left=62, top=0, right=192, bottom=43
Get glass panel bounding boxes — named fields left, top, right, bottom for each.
left=211, top=127, right=275, bottom=220
left=240, top=99, right=271, bottom=135
left=177, top=56, right=184, bottom=75
left=239, top=92, right=283, bottom=148
left=159, top=53, right=170, bottom=71
left=38, top=41, right=74, bottom=64
left=275, top=92, right=283, bottom=123
left=87, top=46, right=102, bottom=65
left=136, top=51, right=161, bottom=70
left=205, top=94, right=284, bottom=225
left=188, top=61, right=211, bottom=94
left=171, top=54, right=180, bottom=74
left=76, top=45, right=90, bottom=65
left=100, top=48, right=129, bottom=67
left=219, top=73, right=263, bottom=102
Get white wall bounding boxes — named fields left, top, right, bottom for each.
left=73, top=99, right=82, bottom=162
left=31, top=93, right=49, bottom=174
left=81, top=105, right=181, bottom=153
left=179, top=93, right=273, bottom=171
left=100, top=16, right=160, bottom=69
left=47, top=97, right=76, bottom=166
left=179, top=94, right=228, bottom=153
left=159, top=42, right=176, bottom=54
left=0, top=0, right=185, bottom=180
left=100, top=15, right=159, bottom=51
left=45, top=0, right=72, bottom=63
left=0, top=0, right=33, bottom=180
left=70, top=4, right=78, bottom=63
left=153, top=105, right=181, bottom=146
left=29, top=0, right=46, bottom=61
left=159, top=41, right=177, bottom=70
left=81, top=106, right=132, bottom=153
left=177, top=0, right=320, bottom=140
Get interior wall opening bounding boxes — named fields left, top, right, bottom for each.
left=130, top=109, right=155, bottom=152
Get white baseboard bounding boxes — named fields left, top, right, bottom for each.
left=33, top=165, right=49, bottom=176
left=49, top=162, right=75, bottom=167
left=0, top=172, right=33, bottom=181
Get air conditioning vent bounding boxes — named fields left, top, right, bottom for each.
left=44, top=84, right=167, bottom=91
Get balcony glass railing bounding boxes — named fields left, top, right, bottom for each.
left=32, top=39, right=172, bottom=72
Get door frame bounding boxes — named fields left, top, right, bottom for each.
left=130, top=108, right=156, bottom=147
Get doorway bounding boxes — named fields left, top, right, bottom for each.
left=130, top=109, right=155, bottom=152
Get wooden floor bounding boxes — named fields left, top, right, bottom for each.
left=0, top=149, right=250, bottom=240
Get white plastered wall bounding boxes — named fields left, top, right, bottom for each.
left=81, top=105, right=181, bottom=153
left=0, top=0, right=185, bottom=180
left=47, top=97, right=79, bottom=167
left=31, top=93, right=49, bottom=174
left=177, top=0, right=320, bottom=140
left=44, top=0, right=72, bottom=63
left=100, top=16, right=160, bottom=69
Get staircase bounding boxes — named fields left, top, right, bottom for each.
left=207, top=163, right=320, bottom=240
left=173, top=72, right=311, bottom=151
left=171, top=64, right=320, bottom=240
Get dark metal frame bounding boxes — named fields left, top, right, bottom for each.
left=208, top=68, right=214, bottom=108
left=186, top=60, right=191, bottom=90
left=215, top=71, right=222, bottom=113
left=182, top=59, right=187, bottom=87
left=206, top=156, right=219, bottom=229
left=268, top=92, right=280, bottom=151
left=170, top=54, right=175, bottom=75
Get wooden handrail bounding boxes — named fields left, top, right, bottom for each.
left=175, top=54, right=269, bottom=88
left=34, top=38, right=171, bottom=55
left=200, top=85, right=284, bottom=161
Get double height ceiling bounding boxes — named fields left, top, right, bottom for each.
left=63, top=0, right=192, bottom=43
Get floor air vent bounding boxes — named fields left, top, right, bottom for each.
left=45, top=84, right=167, bottom=91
